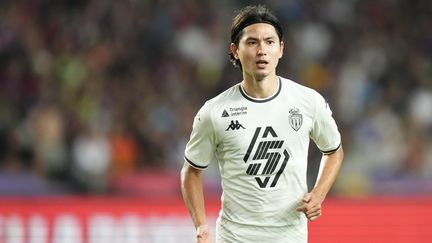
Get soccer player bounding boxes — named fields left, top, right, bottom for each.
left=181, top=5, right=344, bottom=243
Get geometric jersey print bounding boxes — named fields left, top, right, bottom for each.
left=243, top=126, right=290, bottom=188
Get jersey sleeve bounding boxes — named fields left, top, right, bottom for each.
left=184, top=101, right=216, bottom=169
left=310, top=92, right=341, bottom=154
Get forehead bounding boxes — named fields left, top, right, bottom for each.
left=240, top=23, right=279, bottom=40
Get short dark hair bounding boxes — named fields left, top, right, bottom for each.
left=229, top=5, right=284, bottom=69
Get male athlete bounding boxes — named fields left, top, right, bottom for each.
left=181, top=5, right=344, bottom=242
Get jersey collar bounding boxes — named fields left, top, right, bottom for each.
left=239, top=77, right=282, bottom=103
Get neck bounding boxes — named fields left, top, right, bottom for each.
left=241, top=74, right=279, bottom=99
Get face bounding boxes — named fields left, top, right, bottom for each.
left=231, top=23, right=284, bottom=81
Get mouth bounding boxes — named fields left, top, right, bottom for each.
left=256, top=60, right=269, bottom=68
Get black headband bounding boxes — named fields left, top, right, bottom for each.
left=231, top=19, right=284, bottom=43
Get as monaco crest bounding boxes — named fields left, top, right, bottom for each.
left=289, top=108, right=302, bottom=131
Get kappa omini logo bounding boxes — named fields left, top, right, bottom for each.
left=226, top=120, right=245, bottom=131
left=289, top=108, right=302, bottom=131
left=243, top=126, right=289, bottom=188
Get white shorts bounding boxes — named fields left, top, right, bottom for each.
left=215, top=216, right=308, bottom=243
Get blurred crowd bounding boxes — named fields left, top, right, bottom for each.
left=0, top=0, right=431, bottom=196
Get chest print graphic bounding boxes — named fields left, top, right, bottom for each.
left=243, top=126, right=290, bottom=188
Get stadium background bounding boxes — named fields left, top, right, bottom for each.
left=0, top=0, right=431, bottom=242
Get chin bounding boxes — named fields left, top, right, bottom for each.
left=253, top=71, right=270, bottom=81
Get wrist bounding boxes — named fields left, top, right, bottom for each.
left=196, top=224, right=208, bottom=230
left=311, top=188, right=327, bottom=201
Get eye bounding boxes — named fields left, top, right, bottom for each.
left=247, top=40, right=257, bottom=45
left=267, top=40, right=275, bottom=45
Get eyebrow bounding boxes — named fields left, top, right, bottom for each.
left=244, top=36, right=276, bottom=41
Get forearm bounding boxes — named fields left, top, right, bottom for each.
left=312, top=146, right=344, bottom=199
left=180, top=162, right=208, bottom=228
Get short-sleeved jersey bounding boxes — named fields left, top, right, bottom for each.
left=184, top=77, right=341, bottom=238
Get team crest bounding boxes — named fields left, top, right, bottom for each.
left=289, top=108, right=302, bottom=131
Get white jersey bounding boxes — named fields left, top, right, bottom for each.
left=185, top=77, right=341, bottom=242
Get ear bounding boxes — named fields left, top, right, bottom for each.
left=230, top=43, right=239, bottom=59
left=279, top=41, right=284, bottom=59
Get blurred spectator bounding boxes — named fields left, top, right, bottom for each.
left=71, top=124, right=111, bottom=193
left=0, top=129, right=63, bottom=195
left=31, top=103, right=67, bottom=179
left=109, top=121, right=138, bottom=177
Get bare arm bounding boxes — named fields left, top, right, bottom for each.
left=297, top=146, right=344, bottom=221
left=180, top=161, right=211, bottom=242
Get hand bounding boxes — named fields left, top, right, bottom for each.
left=196, top=224, right=211, bottom=243
left=296, top=192, right=324, bottom=222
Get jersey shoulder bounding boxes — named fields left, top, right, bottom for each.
left=204, top=82, right=241, bottom=111
left=280, top=77, right=324, bottom=113
left=280, top=77, right=320, bottom=99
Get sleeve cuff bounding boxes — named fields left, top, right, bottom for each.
left=184, top=156, right=208, bottom=170
left=320, top=143, right=341, bottom=155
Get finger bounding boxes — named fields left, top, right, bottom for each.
left=308, top=209, right=322, bottom=221
left=303, top=193, right=312, bottom=203
left=307, top=213, right=321, bottom=221
left=308, top=214, right=321, bottom=222
left=197, top=237, right=212, bottom=243
left=197, top=231, right=209, bottom=238
left=305, top=204, right=321, bottom=214
left=296, top=204, right=307, bottom=212
left=306, top=209, right=322, bottom=219
left=197, top=238, right=211, bottom=243
left=306, top=208, right=321, bottom=217
left=197, top=233, right=211, bottom=243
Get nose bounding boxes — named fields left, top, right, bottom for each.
left=257, top=42, right=267, bottom=56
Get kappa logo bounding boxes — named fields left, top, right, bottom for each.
left=226, top=120, right=245, bottom=131
left=243, top=126, right=289, bottom=188
left=289, top=108, right=303, bottom=131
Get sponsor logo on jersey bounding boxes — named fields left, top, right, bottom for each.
left=222, top=110, right=230, bottom=117
left=226, top=106, right=248, bottom=116
left=226, top=120, right=245, bottom=131
left=289, top=108, right=302, bottom=131
left=243, top=126, right=289, bottom=188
